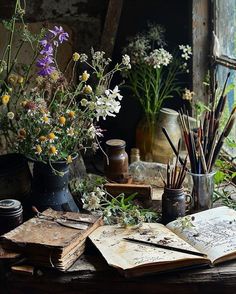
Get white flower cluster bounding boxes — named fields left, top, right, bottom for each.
left=145, top=48, right=172, bottom=68
left=147, top=23, right=166, bottom=47
left=91, top=50, right=112, bottom=67
left=82, top=187, right=105, bottom=211
left=95, top=86, right=123, bottom=120
left=122, top=54, right=131, bottom=68
left=79, top=53, right=88, bottom=62
left=87, top=124, right=103, bottom=139
left=179, top=45, right=192, bottom=60
left=80, top=85, right=123, bottom=120
left=124, top=35, right=150, bottom=64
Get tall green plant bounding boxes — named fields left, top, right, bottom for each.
left=123, top=23, right=192, bottom=121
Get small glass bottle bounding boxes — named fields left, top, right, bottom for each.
left=0, top=199, right=23, bottom=235
left=104, top=139, right=129, bottom=183
left=130, top=148, right=140, bottom=163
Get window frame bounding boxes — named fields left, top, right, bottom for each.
left=213, top=0, right=236, bottom=70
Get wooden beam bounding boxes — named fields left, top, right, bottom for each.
left=100, top=0, right=124, bottom=57
left=192, top=0, right=210, bottom=102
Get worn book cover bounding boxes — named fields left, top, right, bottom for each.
left=0, top=208, right=103, bottom=270
left=89, top=206, right=236, bottom=277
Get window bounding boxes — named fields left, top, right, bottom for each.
left=214, top=0, right=236, bottom=157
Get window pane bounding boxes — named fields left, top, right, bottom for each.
left=216, top=64, right=236, bottom=156
left=216, top=0, right=236, bottom=60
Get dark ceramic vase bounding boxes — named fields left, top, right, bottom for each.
left=31, top=159, right=79, bottom=212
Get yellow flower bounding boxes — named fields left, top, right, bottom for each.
left=2, top=94, right=10, bottom=105
left=67, top=110, right=75, bottom=118
left=49, top=145, right=58, bottom=155
left=18, top=129, right=26, bottom=137
left=80, top=70, right=90, bottom=82
left=48, top=132, right=56, bottom=141
left=17, top=128, right=26, bottom=141
left=39, top=135, right=47, bottom=142
left=83, top=85, right=93, bottom=94
left=7, top=74, right=18, bottom=86
left=50, top=70, right=60, bottom=82
left=36, top=76, right=44, bottom=84
left=21, top=100, right=28, bottom=107
left=58, top=116, right=66, bottom=125
left=17, top=76, right=24, bottom=84
left=42, top=115, right=50, bottom=124
left=35, top=145, right=42, bottom=155
left=72, top=52, right=80, bottom=62
left=66, top=127, right=75, bottom=137
left=67, top=155, right=72, bottom=164
left=182, top=88, right=195, bottom=101
left=80, top=98, right=88, bottom=107
left=88, top=101, right=96, bottom=110
left=7, top=112, right=14, bottom=120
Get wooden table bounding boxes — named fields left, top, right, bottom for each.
left=1, top=252, right=236, bottom=294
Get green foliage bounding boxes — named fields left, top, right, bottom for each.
left=213, top=157, right=236, bottom=210
left=213, top=190, right=236, bottom=210
left=175, top=215, right=195, bottom=232
left=70, top=175, right=160, bottom=227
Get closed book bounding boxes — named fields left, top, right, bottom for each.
left=0, top=208, right=103, bottom=271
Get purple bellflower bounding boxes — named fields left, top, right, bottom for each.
left=37, top=26, right=69, bottom=77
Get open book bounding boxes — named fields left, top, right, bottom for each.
left=89, top=206, right=236, bottom=277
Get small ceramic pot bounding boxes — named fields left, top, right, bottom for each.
left=162, top=187, right=192, bottom=224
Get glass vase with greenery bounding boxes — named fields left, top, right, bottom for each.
left=123, top=23, right=192, bottom=160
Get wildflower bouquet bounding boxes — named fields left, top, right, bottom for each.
left=123, top=22, right=192, bottom=122
left=0, top=1, right=130, bottom=165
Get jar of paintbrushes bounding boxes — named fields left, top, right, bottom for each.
left=177, top=73, right=236, bottom=212
left=162, top=73, right=236, bottom=212
left=161, top=141, right=192, bottom=224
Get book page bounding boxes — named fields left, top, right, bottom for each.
left=166, top=206, right=236, bottom=263
left=89, top=223, right=205, bottom=271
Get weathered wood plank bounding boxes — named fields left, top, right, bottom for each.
left=100, top=0, right=123, bottom=57
left=4, top=255, right=236, bottom=294
left=192, top=0, right=210, bottom=102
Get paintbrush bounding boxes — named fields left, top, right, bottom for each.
left=167, top=161, right=171, bottom=188
left=123, top=238, right=206, bottom=257
left=215, top=95, right=227, bottom=121
left=175, top=155, right=188, bottom=188
left=210, top=107, right=236, bottom=169
left=162, top=127, right=185, bottom=166
left=172, top=139, right=181, bottom=188
left=198, top=139, right=208, bottom=173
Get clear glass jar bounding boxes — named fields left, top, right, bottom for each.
left=188, top=171, right=216, bottom=212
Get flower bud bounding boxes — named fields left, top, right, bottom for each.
left=72, top=52, right=80, bottom=62
left=80, top=70, right=90, bottom=82
left=7, top=112, right=14, bottom=119
left=83, top=85, right=93, bottom=94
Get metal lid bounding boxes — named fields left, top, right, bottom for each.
left=0, top=199, right=22, bottom=212
left=106, top=139, right=126, bottom=149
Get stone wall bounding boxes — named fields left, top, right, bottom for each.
left=0, top=0, right=108, bottom=53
